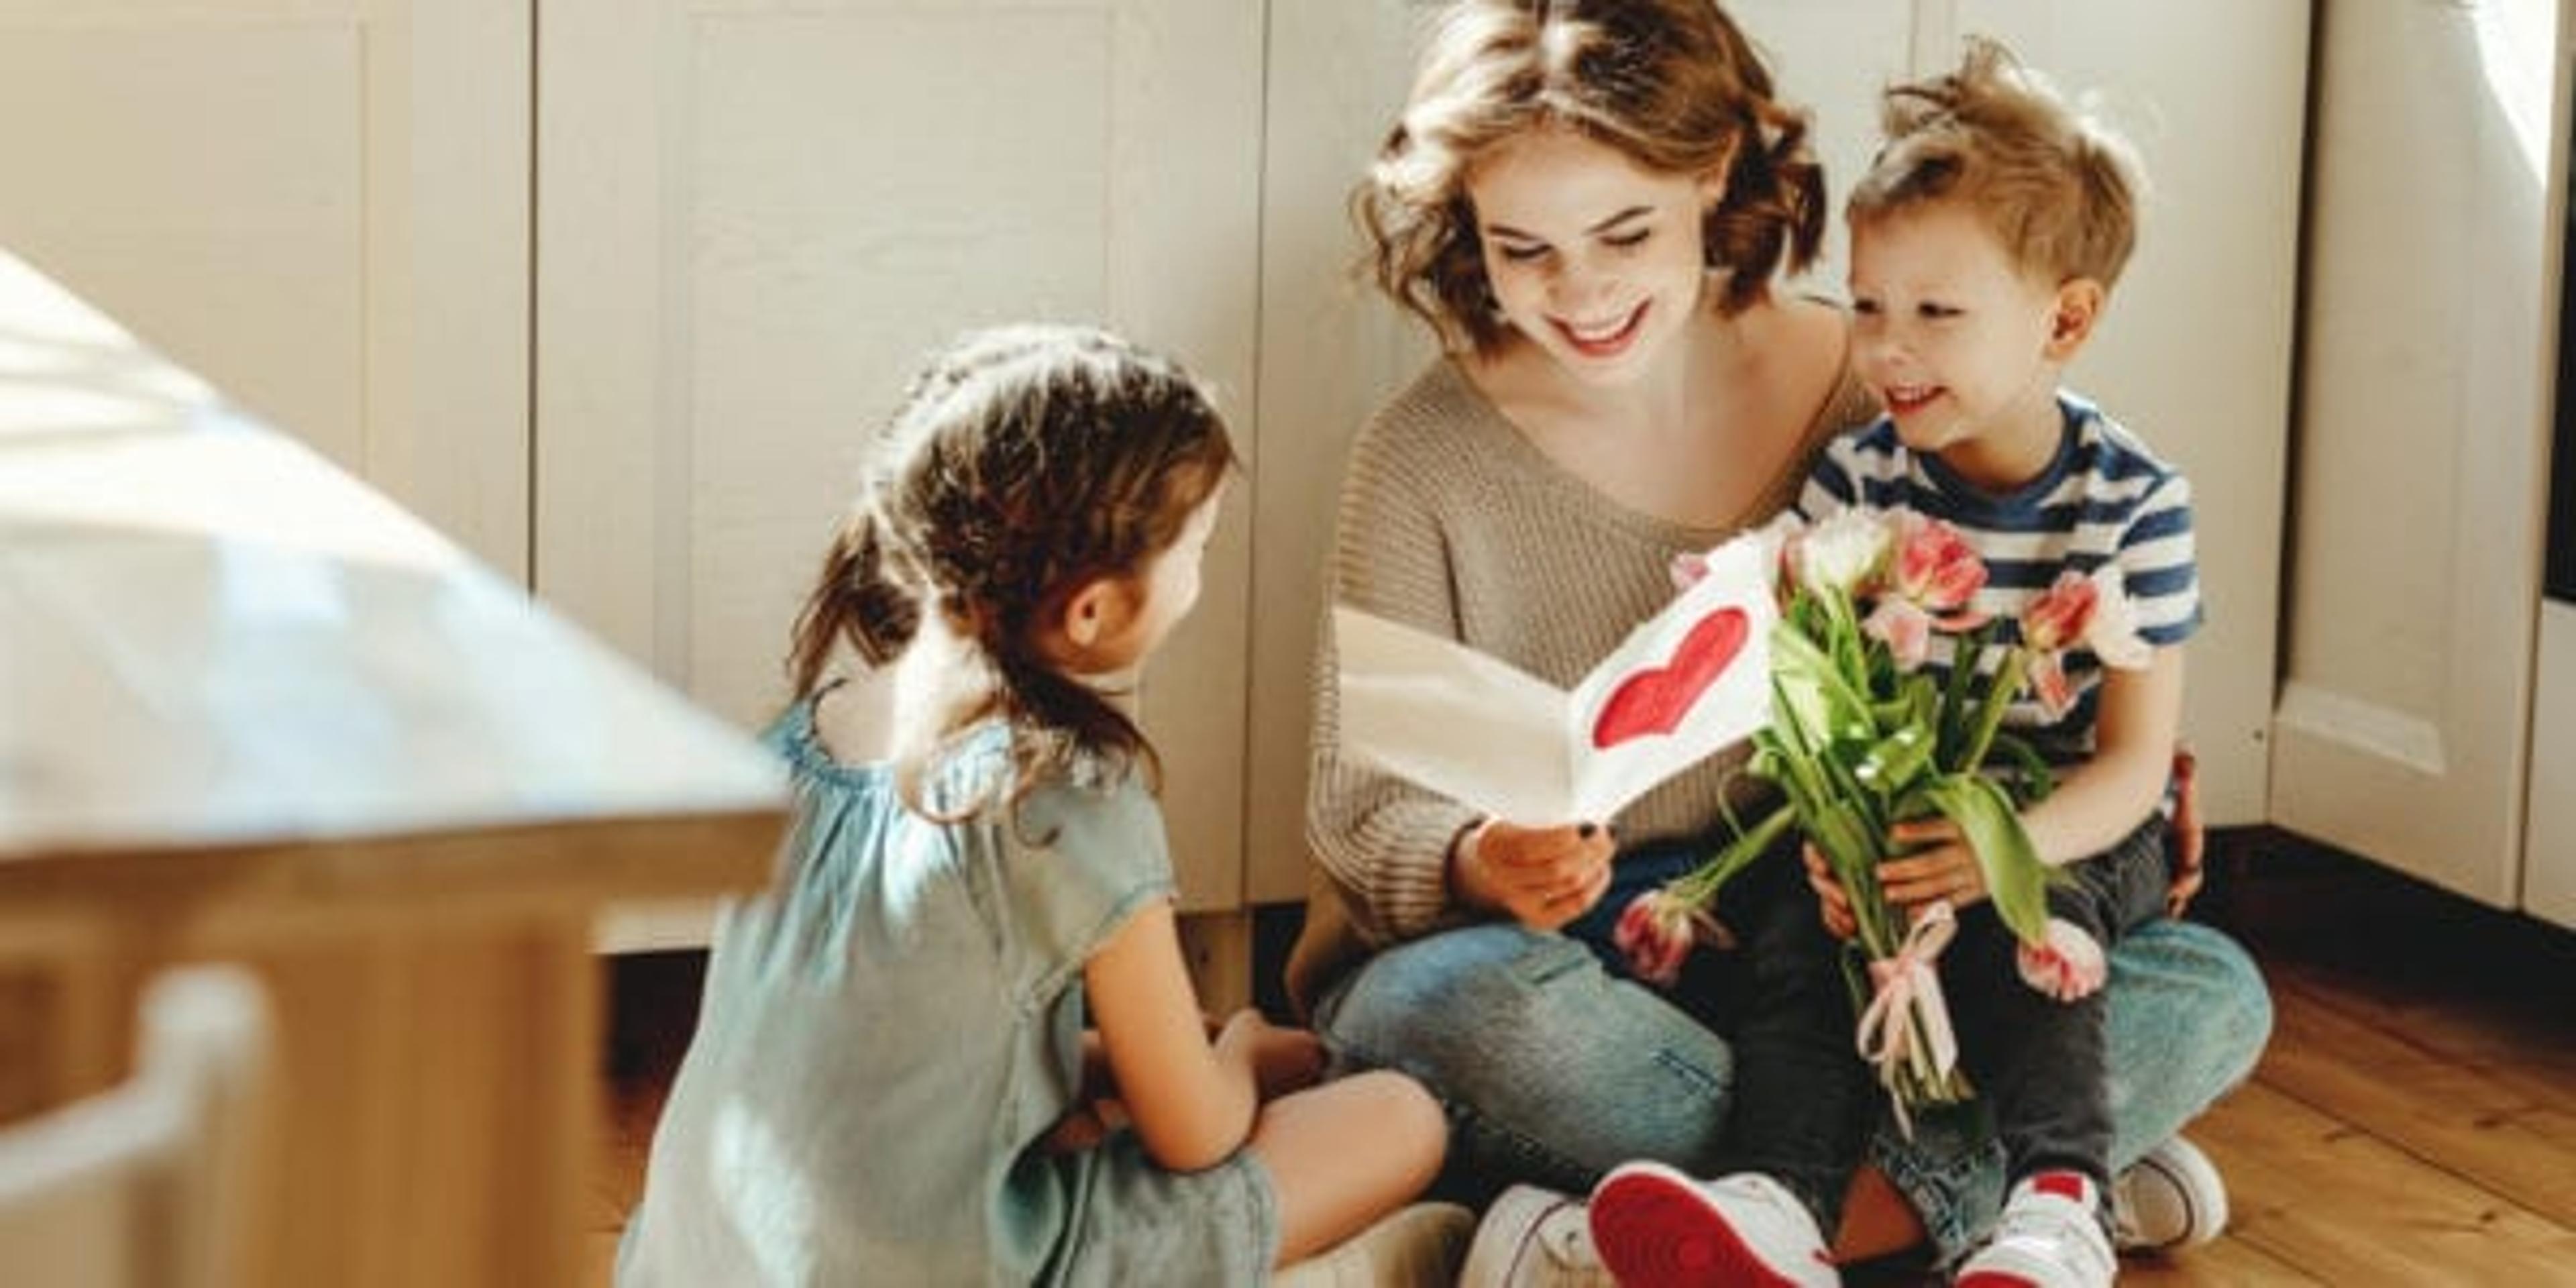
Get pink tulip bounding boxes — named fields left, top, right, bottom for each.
left=1888, top=511, right=1992, bottom=629
left=2020, top=570, right=2099, bottom=654
left=1865, top=598, right=1936, bottom=670
left=2015, top=917, right=2108, bottom=1002
left=1613, top=891, right=1706, bottom=987
left=2027, top=649, right=2079, bottom=720
left=2021, top=566, right=2151, bottom=665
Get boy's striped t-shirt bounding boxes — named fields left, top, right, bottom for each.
left=1793, top=392, right=2202, bottom=761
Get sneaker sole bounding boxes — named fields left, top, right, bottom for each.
left=2119, top=1144, right=2228, bottom=1252
left=1587, top=1164, right=1818, bottom=1288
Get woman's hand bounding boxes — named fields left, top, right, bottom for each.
left=1877, top=818, right=1988, bottom=912
left=2165, top=745, right=2207, bottom=916
left=1450, top=819, right=1615, bottom=931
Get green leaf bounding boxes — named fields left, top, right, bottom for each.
left=1919, top=773, right=2054, bottom=943
left=1937, top=624, right=1992, bottom=765
left=1854, top=724, right=1936, bottom=802
left=1955, top=648, right=2031, bottom=777
left=1770, top=627, right=1839, bottom=745
left=1985, top=733, right=2057, bottom=807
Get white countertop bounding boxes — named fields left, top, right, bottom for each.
left=0, top=248, right=782, bottom=892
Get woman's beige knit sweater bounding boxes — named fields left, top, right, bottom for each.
left=1303, top=358, right=1874, bottom=963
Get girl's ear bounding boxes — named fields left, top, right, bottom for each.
left=2044, top=278, right=2106, bottom=359
left=1051, top=576, right=1134, bottom=657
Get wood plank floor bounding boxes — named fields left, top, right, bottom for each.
left=586, top=837, right=2576, bottom=1285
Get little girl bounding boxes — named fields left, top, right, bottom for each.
left=616, top=324, right=1446, bottom=1285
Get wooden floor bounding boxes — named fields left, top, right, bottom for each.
left=585, top=837, right=2576, bottom=1285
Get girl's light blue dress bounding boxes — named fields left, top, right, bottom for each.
left=617, top=702, right=1278, bottom=1286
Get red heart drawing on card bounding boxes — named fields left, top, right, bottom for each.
left=1590, top=607, right=1751, bottom=749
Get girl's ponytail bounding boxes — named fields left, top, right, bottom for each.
left=786, top=506, right=918, bottom=697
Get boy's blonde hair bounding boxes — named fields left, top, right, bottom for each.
left=1847, top=37, right=2142, bottom=289
left=1357, top=0, right=1825, bottom=354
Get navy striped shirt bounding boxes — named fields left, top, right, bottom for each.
left=1794, top=392, right=2201, bottom=761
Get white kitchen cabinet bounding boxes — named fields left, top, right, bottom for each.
left=0, top=0, right=531, bottom=579
left=533, top=0, right=1263, bottom=910
left=0, top=3, right=2370, bottom=932
left=2273, top=0, right=2563, bottom=912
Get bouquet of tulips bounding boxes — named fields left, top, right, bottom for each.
left=1613, top=506, right=2152, bottom=1130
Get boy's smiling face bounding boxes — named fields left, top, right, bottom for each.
left=1848, top=201, right=2098, bottom=490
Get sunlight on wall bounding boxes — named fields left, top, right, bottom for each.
left=0, top=249, right=449, bottom=571
left=2473, top=0, right=2559, bottom=185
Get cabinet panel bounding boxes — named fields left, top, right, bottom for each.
left=537, top=0, right=1263, bottom=908
left=1242, top=0, right=1434, bottom=903
left=2272, top=1, right=2556, bottom=904
left=2530, top=602, right=2576, bottom=928
left=0, top=1, right=531, bottom=578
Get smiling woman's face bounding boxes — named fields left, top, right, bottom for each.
left=1465, top=127, right=1720, bottom=384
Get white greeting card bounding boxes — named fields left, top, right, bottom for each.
left=1334, top=528, right=1780, bottom=824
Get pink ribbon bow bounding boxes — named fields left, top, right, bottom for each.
left=1854, top=900, right=1963, bottom=1138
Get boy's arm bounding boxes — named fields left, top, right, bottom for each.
left=1876, top=647, right=2186, bottom=909
left=2017, top=645, right=2188, bottom=865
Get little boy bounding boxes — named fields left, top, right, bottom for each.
left=1587, top=38, right=2209, bottom=1288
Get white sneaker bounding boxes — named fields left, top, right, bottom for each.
left=1586, top=1163, right=1839, bottom=1288
left=1275, top=1201, right=1477, bottom=1288
left=1955, top=1172, right=2116, bottom=1288
left=2112, top=1135, right=2228, bottom=1253
left=1458, top=1185, right=1615, bottom=1288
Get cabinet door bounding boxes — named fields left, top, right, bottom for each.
left=1947, top=1, right=2308, bottom=826
left=0, top=0, right=531, bottom=578
left=537, top=0, right=1263, bottom=908
left=2271, top=1, right=2555, bottom=905
left=2532, top=603, right=2576, bottom=928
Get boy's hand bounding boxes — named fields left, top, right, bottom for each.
left=1801, top=842, right=1858, bottom=940
left=1878, top=818, right=1988, bottom=911
left=1452, top=819, right=1615, bottom=931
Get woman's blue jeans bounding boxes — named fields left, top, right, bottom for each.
left=1310, top=844, right=2272, bottom=1263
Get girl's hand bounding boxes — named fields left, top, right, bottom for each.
left=1248, top=1018, right=1327, bottom=1099
left=1801, top=842, right=1858, bottom=941
left=1210, top=1008, right=1324, bottom=1098
left=1451, top=819, right=1615, bottom=931
left=1038, top=1101, right=1116, bottom=1155
left=1878, top=818, right=1987, bottom=911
